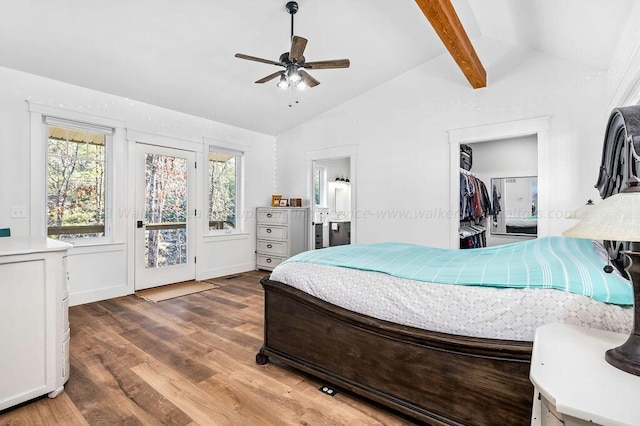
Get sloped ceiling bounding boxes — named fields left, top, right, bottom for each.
left=0, top=0, right=634, bottom=135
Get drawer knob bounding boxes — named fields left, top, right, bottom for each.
left=266, top=213, right=272, bottom=218
left=267, top=244, right=272, bottom=248
left=266, top=258, right=272, bottom=263
left=266, top=228, right=272, bottom=233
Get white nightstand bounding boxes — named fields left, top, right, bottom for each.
left=530, top=323, right=640, bottom=426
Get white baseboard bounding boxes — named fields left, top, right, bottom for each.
left=70, top=283, right=132, bottom=306
left=197, top=262, right=257, bottom=281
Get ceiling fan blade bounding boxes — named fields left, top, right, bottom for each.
left=235, top=53, right=283, bottom=67
left=289, top=36, right=308, bottom=63
left=302, top=59, right=350, bottom=69
left=299, top=70, right=320, bottom=87
left=255, top=71, right=283, bottom=84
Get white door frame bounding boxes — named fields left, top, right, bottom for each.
left=305, top=145, right=358, bottom=250
left=134, top=143, right=197, bottom=290
left=448, top=117, right=550, bottom=249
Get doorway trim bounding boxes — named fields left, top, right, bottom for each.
left=126, top=129, right=201, bottom=291
left=305, top=145, right=358, bottom=250
left=448, top=117, right=550, bottom=249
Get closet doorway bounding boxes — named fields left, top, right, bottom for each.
left=306, top=145, right=357, bottom=250
left=448, top=117, right=550, bottom=249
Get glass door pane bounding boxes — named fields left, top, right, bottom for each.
left=145, top=153, right=188, bottom=269
left=135, top=144, right=195, bottom=291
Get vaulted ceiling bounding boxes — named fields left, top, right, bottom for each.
left=0, top=0, right=635, bottom=135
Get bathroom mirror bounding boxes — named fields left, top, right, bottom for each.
left=490, top=176, right=538, bottom=236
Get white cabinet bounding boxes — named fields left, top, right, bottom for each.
left=530, top=323, right=640, bottom=426
left=0, top=238, right=71, bottom=411
left=256, top=207, right=309, bottom=271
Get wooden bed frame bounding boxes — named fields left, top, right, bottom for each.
left=255, top=105, right=640, bottom=425
left=256, top=276, right=534, bottom=425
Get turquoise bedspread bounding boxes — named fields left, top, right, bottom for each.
left=284, top=236, right=633, bottom=305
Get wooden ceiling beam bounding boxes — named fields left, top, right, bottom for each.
left=415, top=0, right=486, bottom=89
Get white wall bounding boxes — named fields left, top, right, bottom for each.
left=275, top=36, right=611, bottom=248
left=0, top=66, right=274, bottom=305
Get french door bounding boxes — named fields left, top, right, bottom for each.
left=135, top=144, right=196, bottom=290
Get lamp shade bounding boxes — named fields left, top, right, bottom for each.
left=562, top=191, right=640, bottom=242
left=566, top=199, right=595, bottom=220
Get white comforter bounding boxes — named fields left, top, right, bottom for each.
left=270, top=262, right=632, bottom=341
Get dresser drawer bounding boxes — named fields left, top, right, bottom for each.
left=257, top=254, right=285, bottom=270
left=257, top=209, right=288, bottom=225
left=257, top=225, right=288, bottom=240
left=257, top=240, right=287, bottom=256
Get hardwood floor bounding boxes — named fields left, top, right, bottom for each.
left=0, top=271, right=418, bottom=425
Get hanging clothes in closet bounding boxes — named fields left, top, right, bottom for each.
left=459, top=171, right=492, bottom=248
left=459, top=172, right=492, bottom=222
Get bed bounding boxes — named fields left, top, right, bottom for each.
left=256, top=107, right=640, bottom=426
left=257, top=237, right=632, bottom=425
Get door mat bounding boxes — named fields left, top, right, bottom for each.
left=135, top=280, right=218, bottom=303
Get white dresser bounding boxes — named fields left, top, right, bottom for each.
left=256, top=207, right=309, bottom=271
left=0, top=238, right=72, bottom=411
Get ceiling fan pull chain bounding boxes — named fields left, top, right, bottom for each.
left=288, top=85, right=293, bottom=107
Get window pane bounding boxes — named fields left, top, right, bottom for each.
left=144, top=153, right=188, bottom=268
left=209, top=150, right=237, bottom=231
left=314, top=169, right=321, bottom=205
left=47, top=125, right=107, bottom=239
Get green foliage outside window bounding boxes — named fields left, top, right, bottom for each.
left=47, top=125, right=107, bottom=239
left=208, top=151, right=238, bottom=231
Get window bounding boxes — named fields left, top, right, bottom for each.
left=313, top=164, right=327, bottom=206
left=208, top=147, right=242, bottom=232
left=46, top=119, right=111, bottom=240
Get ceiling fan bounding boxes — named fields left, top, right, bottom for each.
left=235, top=1, right=350, bottom=91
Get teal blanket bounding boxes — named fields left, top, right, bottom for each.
left=285, top=236, right=632, bottom=305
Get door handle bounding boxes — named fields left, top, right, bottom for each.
left=137, top=220, right=145, bottom=229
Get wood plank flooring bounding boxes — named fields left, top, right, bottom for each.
left=0, top=271, right=418, bottom=425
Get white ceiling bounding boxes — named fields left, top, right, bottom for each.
left=0, top=0, right=635, bottom=135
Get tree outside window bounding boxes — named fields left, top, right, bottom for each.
left=47, top=124, right=108, bottom=240
left=208, top=149, right=241, bottom=231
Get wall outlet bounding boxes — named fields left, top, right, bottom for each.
left=10, top=207, right=27, bottom=218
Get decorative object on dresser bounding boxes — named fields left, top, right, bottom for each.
left=0, top=238, right=71, bottom=411
left=256, top=207, right=309, bottom=271
left=271, top=194, right=282, bottom=207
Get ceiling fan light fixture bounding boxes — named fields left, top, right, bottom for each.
left=277, top=74, right=290, bottom=89
left=235, top=0, right=350, bottom=102
left=287, top=65, right=302, bottom=83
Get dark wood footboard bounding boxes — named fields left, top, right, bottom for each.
left=258, top=276, right=534, bottom=426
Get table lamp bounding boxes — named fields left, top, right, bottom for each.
left=562, top=179, right=640, bottom=376
left=567, top=199, right=595, bottom=220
